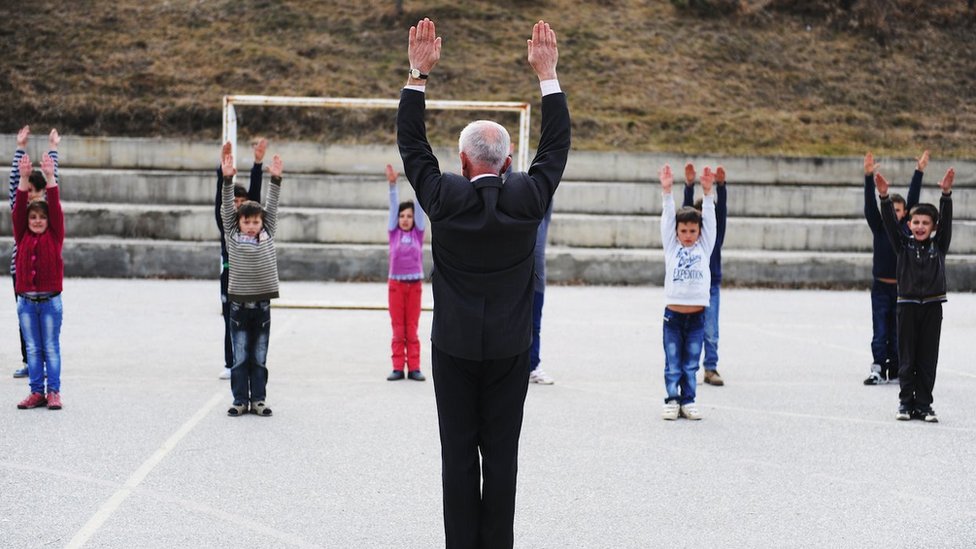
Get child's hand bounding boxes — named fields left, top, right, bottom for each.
left=17, top=154, right=32, bottom=184
left=40, top=153, right=56, bottom=183
left=864, top=152, right=880, bottom=176
left=916, top=150, right=930, bottom=172
left=874, top=172, right=890, bottom=197
left=659, top=164, right=673, bottom=193
left=684, top=163, right=696, bottom=186
left=269, top=155, right=283, bottom=178
left=939, top=167, right=954, bottom=194
left=701, top=166, right=715, bottom=195
left=716, top=166, right=726, bottom=185
left=253, top=138, right=268, bottom=164
left=48, top=128, right=60, bottom=151
left=385, top=164, right=399, bottom=186
left=221, top=142, right=237, bottom=177
left=16, top=125, right=29, bottom=149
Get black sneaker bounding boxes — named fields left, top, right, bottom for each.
left=918, top=408, right=939, bottom=423
left=896, top=405, right=912, bottom=421
left=863, top=364, right=885, bottom=385
left=387, top=370, right=405, bottom=381
left=407, top=370, right=426, bottom=382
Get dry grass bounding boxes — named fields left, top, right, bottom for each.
left=2, top=0, right=975, bottom=157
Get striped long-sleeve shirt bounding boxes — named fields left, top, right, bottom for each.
left=221, top=174, right=281, bottom=302
left=9, top=149, right=59, bottom=275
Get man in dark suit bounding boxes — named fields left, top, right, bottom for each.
left=397, top=18, right=570, bottom=549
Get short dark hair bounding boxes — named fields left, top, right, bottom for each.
left=675, top=206, right=702, bottom=228
left=26, top=200, right=49, bottom=218
left=237, top=200, right=265, bottom=223
left=233, top=185, right=249, bottom=199
left=909, top=203, right=939, bottom=225
left=398, top=201, right=414, bottom=214
left=890, top=193, right=906, bottom=207
left=28, top=170, right=47, bottom=191
left=693, top=197, right=703, bottom=211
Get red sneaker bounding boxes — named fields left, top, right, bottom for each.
left=17, top=392, right=47, bottom=409
left=47, top=392, right=62, bottom=410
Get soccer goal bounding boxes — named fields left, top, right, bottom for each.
left=222, top=94, right=533, bottom=171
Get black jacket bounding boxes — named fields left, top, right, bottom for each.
left=880, top=193, right=952, bottom=302
left=396, top=88, right=571, bottom=360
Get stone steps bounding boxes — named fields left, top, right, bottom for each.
left=3, top=237, right=974, bottom=289
left=3, top=202, right=974, bottom=253
left=52, top=168, right=976, bottom=218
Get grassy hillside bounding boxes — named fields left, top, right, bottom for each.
left=2, top=0, right=975, bottom=156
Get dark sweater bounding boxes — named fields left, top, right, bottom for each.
left=880, top=193, right=952, bottom=303
left=683, top=182, right=726, bottom=283
left=865, top=170, right=922, bottom=279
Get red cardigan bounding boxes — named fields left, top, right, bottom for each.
left=12, top=186, right=64, bottom=294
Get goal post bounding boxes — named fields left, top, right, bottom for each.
left=222, top=95, right=532, bottom=172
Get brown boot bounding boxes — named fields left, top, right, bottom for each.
left=704, top=370, right=724, bottom=386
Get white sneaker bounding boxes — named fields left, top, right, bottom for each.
left=529, top=368, right=555, bottom=385
left=662, top=402, right=680, bottom=420
left=679, top=403, right=702, bottom=420
left=218, top=368, right=231, bottom=380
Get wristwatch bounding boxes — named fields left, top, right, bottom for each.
left=408, top=68, right=429, bottom=80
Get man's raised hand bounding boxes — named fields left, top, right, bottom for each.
left=386, top=164, right=399, bottom=186
left=701, top=166, right=715, bottom=195
left=917, top=150, right=930, bottom=172
left=939, top=167, right=954, bottom=194
left=408, top=18, right=441, bottom=76
left=874, top=172, right=890, bottom=197
left=684, top=163, right=696, bottom=186
left=269, top=155, right=283, bottom=179
left=221, top=142, right=237, bottom=177
left=864, top=152, right=880, bottom=176
left=659, top=164, right=673, bottom=194
left=16, top=125, right=29, bottom=149
left=527, top=20, right=558, bottom=81
left=253, top=138, right=268, bottom=164
left=49, top=129, right=60, bottom=151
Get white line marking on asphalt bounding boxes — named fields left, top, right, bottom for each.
left=65, top=316, right=297, bottom=549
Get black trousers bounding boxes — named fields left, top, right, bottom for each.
left=12, top=273, right=26, bottom=364
left=897, top=302, right=942, bottom=409
left=220, top=267, right=232, bottom=369
left=431, top=345, right=530, bottom=549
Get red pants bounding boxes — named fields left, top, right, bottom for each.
left=388, top=279, right=422, bottom=371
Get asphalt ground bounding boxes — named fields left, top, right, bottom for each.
left=1, top=279, right=974, bottom=548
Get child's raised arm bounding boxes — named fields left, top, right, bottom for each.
left=263, top=155, right=283, bottom=237
left=715, top=166, right=728, bottom=250
left=876, top=172, right=905, bottom=250
left=9, top=125, right=29, bottom=211
left=682, top=163, right=695, bottom=208
left=219, top=142, right=239, bottom=235
left=906, top=149, right=927, bottom=210
left=387, top=164, right=400, bottom=231
left=48, top=129, right=60, bottom=184
left=659, top=164, right=677, bottom=253
left=41, top=153, right=64, bottom=244
left=249, top=138, right=267, bottom=202
left=863, top=151, right=883, bottom=230
left=12, top=154, right=33, bottom=242
left=699, top=166, right=718, bottom=257
left=936, top=167, right=954, bottom=253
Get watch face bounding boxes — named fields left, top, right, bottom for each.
left=409, top=68, right=420, bottom=78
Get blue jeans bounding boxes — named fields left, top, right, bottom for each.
left=530, top=290, right=544, bottom=371
left=229, top=300, right=271, bottom=404
left=870, top=279, right=898, bottom=372
left=17, top=295, right=63, bottom=394
left=662, top=307, right=704, bottom=405
left=702, top=282, right=720, bottom=371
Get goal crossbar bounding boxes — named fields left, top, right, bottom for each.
left=222, top=94, right=532, bottom=171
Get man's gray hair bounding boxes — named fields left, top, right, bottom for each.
left=458, top=120, right=511, bottom=173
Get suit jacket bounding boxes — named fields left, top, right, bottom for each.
left=397, top=88, right=570, bottom=360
